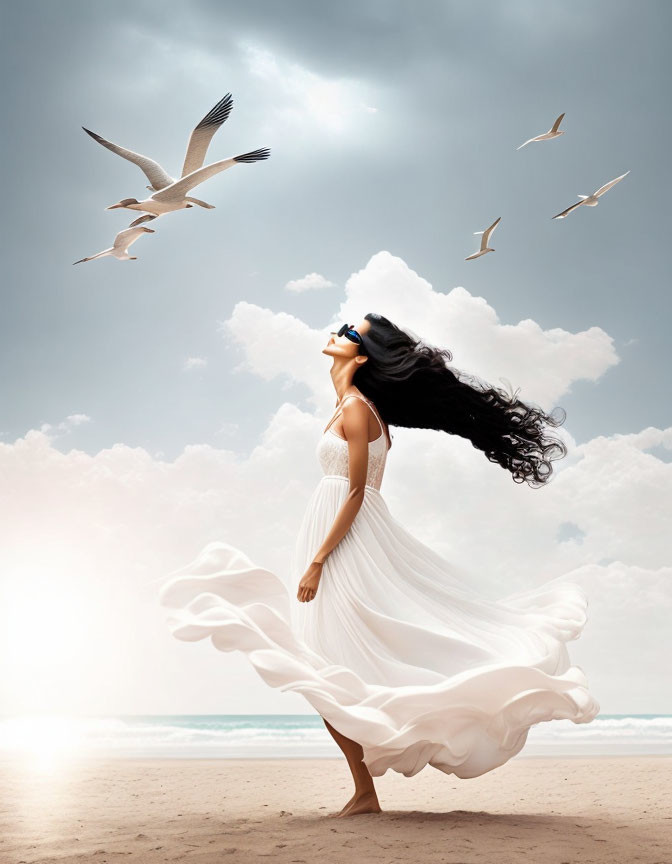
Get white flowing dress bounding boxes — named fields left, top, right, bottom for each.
left=159, top=394, right=599, bottom=778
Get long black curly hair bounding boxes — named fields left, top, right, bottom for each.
left=353, top=313, right=567, bottom=489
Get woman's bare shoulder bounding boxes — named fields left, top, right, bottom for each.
left=341, top=395, right=370, bottom=418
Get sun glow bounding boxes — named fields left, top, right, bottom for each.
left=1, top=548, right=98, bottom=715
left=0, top=714, right=85, bottom=772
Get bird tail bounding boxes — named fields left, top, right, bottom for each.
left=233, top=147, right=271, bottom=163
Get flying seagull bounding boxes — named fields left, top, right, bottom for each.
left=465, top=217, right=501, bottom=261
left=517, top=113, right=566, bottom=150
left=73, top=226, right=155, bottom=264
left=82, top=93, right=235, bottom=224
left=552, top=170, right=630, bottom=219
left=103, top=148, right=271, bottom=220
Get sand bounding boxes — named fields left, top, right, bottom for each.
left=1, top=755, right=670, bottom=863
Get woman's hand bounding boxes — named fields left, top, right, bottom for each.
left=297, top=561, right=323, bottom=603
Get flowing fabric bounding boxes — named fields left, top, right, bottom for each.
left=159, top=395, right=599, bottom=778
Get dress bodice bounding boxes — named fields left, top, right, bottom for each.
left=316, top=394, right=389, bottom=491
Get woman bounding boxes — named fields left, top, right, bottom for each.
left=159, top=313, right=599, bottom=818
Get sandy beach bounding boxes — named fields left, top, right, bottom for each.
left=1, top=755, right=670, bottom=863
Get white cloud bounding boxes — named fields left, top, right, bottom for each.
left=38, top=413, right=91, bottom=437
left=285, top=272, right=336, bottom=293
left=213, top=421, right=239, bottom=438
left=182, top=356, right=208, bottom=371
left=217, top=304, right=327, bottom=398
left=1, top=252, right=666, bottom=715
left=64, top=413, right=90, bottom=427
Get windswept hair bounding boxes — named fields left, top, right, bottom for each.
left=354, top=313, right=567, bottom=488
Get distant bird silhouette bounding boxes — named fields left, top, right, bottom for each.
left=73, top=226, right=155, bottom=264
left=465, top=217, right=501, bottom=260
left=552, top=171, right=630, bottom=219
left=517, top=113, right=566, bottom=150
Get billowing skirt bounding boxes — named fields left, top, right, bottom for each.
left=158, top=475, right=599, bottom=778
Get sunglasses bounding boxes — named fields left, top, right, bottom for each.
left=329, top=323, right=365, bottom=350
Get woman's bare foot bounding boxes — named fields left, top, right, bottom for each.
left=327, top=790, right=358, bottom=817
left=335, top=789, right=382, bottom=817
left=320, top=717, right=381, bottom=818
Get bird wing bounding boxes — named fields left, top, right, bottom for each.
left=481, top=217, right=501, bottom=247
left=593, top=170, right=630, bottom=198
left=113, top=226, right=150, bottom=250
left=552, top=200, right=585, bottom=219
left=516, top=137, right=536, bottom=150
left=152, top=147, right=271, bottom=202
left=181, top=93, right=234, bottom=178
left=73, top=248, right=112, bottom=264
left=550, top=112, right=565, bottom=133
left=82, top=127, right=174, bottom=190
left=128, top=214, right=157, bottom=227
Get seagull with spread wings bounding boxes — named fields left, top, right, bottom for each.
left=465, top=217, right=501, bottom=261
left=552, top=170, right=630, bottom=219
left=83, top=93, right=245, bottom=225
left=102, top=147, right=270, bottom=220
left=516, top=113, right=566, bottom=150
left=72, top=226, right=155, bottom=264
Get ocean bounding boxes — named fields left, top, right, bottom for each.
left=0, top=714, right=670, bottom=760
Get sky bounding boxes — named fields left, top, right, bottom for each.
left=0, top=0, right=669, bottom=717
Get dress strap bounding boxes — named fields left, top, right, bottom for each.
left=340, top=394, right=385, bottom=439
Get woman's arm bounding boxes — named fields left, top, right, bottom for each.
left=311, top=398, right=370, bottom=564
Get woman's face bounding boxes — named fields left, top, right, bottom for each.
left=322, top=319, right=371, bottom=358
